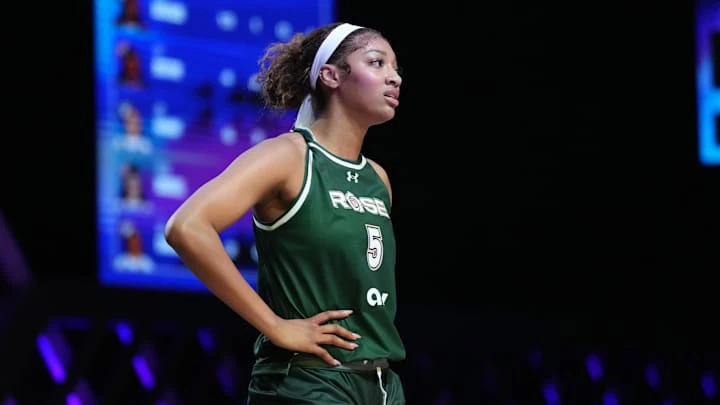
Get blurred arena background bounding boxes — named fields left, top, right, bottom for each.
left=1, top=0, right=718, bottom=404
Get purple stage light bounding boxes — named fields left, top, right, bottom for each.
left=36, top=334, right=66, bottom=383
left=196, top=328, right=214, bottom=352
left=216, top=355, right=237, bottom=396
left=0, top=210, right=31, bottom=288
left=132, top=355, right=155, bottom=390
left=645, top=364, right=660, bottom=389
left=2, top=396, right=18, bottom=405
left=701, top=372, right=717, bottom=399
left=70, top=378, right=96, bottom=405
left=66, top=393, right=83, bottom=405
left=115, top=321, right=133, bottom=345
left=542, top=381, right=560, bottom=405
left=602, top=389, right=619, bottom=405
left=585, top=353, right=604, bottom=382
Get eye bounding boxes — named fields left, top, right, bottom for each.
left=370, top=59, right=385, bottom=67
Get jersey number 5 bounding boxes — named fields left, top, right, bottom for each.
left=365, top=224, right=383, bottom=271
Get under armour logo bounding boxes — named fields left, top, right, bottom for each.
left=346, top=171, right=359, bottom=183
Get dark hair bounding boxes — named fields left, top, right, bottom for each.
left=257, top=22, right=382, bottom=113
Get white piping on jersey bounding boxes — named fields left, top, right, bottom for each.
left=294, top=127, right=366, bottom=171
left=377, top=367, right=388, bottom=405
left=308, top=142, right=367, bottom=170
left=253, top=151, right=314, bottom=231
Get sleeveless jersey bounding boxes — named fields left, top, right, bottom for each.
left=251, top=128, right=406, bottom=366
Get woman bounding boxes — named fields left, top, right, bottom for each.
left=165, top=22, right=405, bottom=404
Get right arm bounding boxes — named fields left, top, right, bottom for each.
left=164, top=135, right=358, bottom=365
left=164, top=135, right=297, bottom=338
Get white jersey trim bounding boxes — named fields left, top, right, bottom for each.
left=253, top=150, right=314, bottom=231
left=308, top=142, right=367, bottom=170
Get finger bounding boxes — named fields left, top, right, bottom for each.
left=312, top=347, right=341, bottom=366
left=317, top=334, right=359, bottom=351
left=318, top=324, right=361, bottom=341
left=310, top=309, right=353, bottom=324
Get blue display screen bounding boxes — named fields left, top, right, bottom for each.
left=696, top=0, right=720, bottom=166
left=95, top=0, right=335, bottom=292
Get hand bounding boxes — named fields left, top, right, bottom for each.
left=269, top=309, right=361, bottom=366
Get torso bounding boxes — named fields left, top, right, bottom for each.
left=251, top=128, right=406, bottom=364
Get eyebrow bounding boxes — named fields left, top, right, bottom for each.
left=364, top=49, right=399, bottom=69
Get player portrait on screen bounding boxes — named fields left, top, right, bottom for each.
left=113, top=219, right=154, bottom=273
left=112, top=101, right=152, bottom=155
left=116, top=0, right=145, bottom=29
left=116, top=41, right=144, bottom=88
left=119, top=162, right=150, bottom=210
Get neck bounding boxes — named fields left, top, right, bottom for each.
left=310, top=107, right=368, bottom=161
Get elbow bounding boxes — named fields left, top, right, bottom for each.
left=164, top=212, right=213, bottom=250
left=164, top=214, right=191, bottom=249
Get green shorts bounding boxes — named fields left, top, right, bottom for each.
left=247, top=359, right=406, bottom=405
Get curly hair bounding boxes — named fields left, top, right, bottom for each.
left=256, top=22, right=382, bottom=114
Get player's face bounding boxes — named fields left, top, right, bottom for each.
left=339, top=37, right=402, bottom=126
left=126, top=0, right=139, bottom=16
left=125, top=109, right=142, bottom=135
left=125, top=174, right=143, bottom=199
left=127, top=233, right=143, bottom=255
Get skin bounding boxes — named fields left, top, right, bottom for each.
left=164, top=35, right=402, bottom=366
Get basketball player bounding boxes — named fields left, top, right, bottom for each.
left=164, top=22, right=406, bottom=404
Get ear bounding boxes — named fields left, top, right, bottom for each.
left=317, top=64, right=343, bottom=89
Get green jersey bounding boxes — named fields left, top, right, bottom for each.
left=251, top=128, right=405, bottom=365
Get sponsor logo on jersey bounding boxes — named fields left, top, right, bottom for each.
left=346, top=171, right=359, bottom=183
left=328, top=190, right=389, bottom=218
left=366, top=287, right=389, bottom=306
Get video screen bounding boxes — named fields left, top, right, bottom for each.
left=696, top=0, right=720, bottom=166
left=95, top=0, right=335, bottom=291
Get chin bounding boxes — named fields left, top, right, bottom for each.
left=369, top=117, right=393, bottom=127
left=361, top=106, right=396, bottom=127
left=375, top=109, right=396, bottom=124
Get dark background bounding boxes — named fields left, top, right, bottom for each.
left=3, top=0, right=719, bottom=347
left=2, top=1, right=719, bottom=404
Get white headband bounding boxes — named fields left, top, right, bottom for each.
left=293, top=23, right=364, bottom=131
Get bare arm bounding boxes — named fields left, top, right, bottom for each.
left=164, top=135, right=301, bottom=339
left=164, top=134, right=360, bottom=365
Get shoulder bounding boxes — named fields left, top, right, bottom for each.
left=367, top=158, right=389, bottom=181
left=367, top=158, right=392, bottom=202
left=244, top=131, right=307, bottom=163
left=262, top=131, right=307, bottom=155
left=219, top=131, right=307, bottom=183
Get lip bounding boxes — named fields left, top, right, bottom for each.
left=384, top=95, right=399, bottom=107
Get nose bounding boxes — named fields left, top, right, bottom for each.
left=387, top=69, right=401, bottom=87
